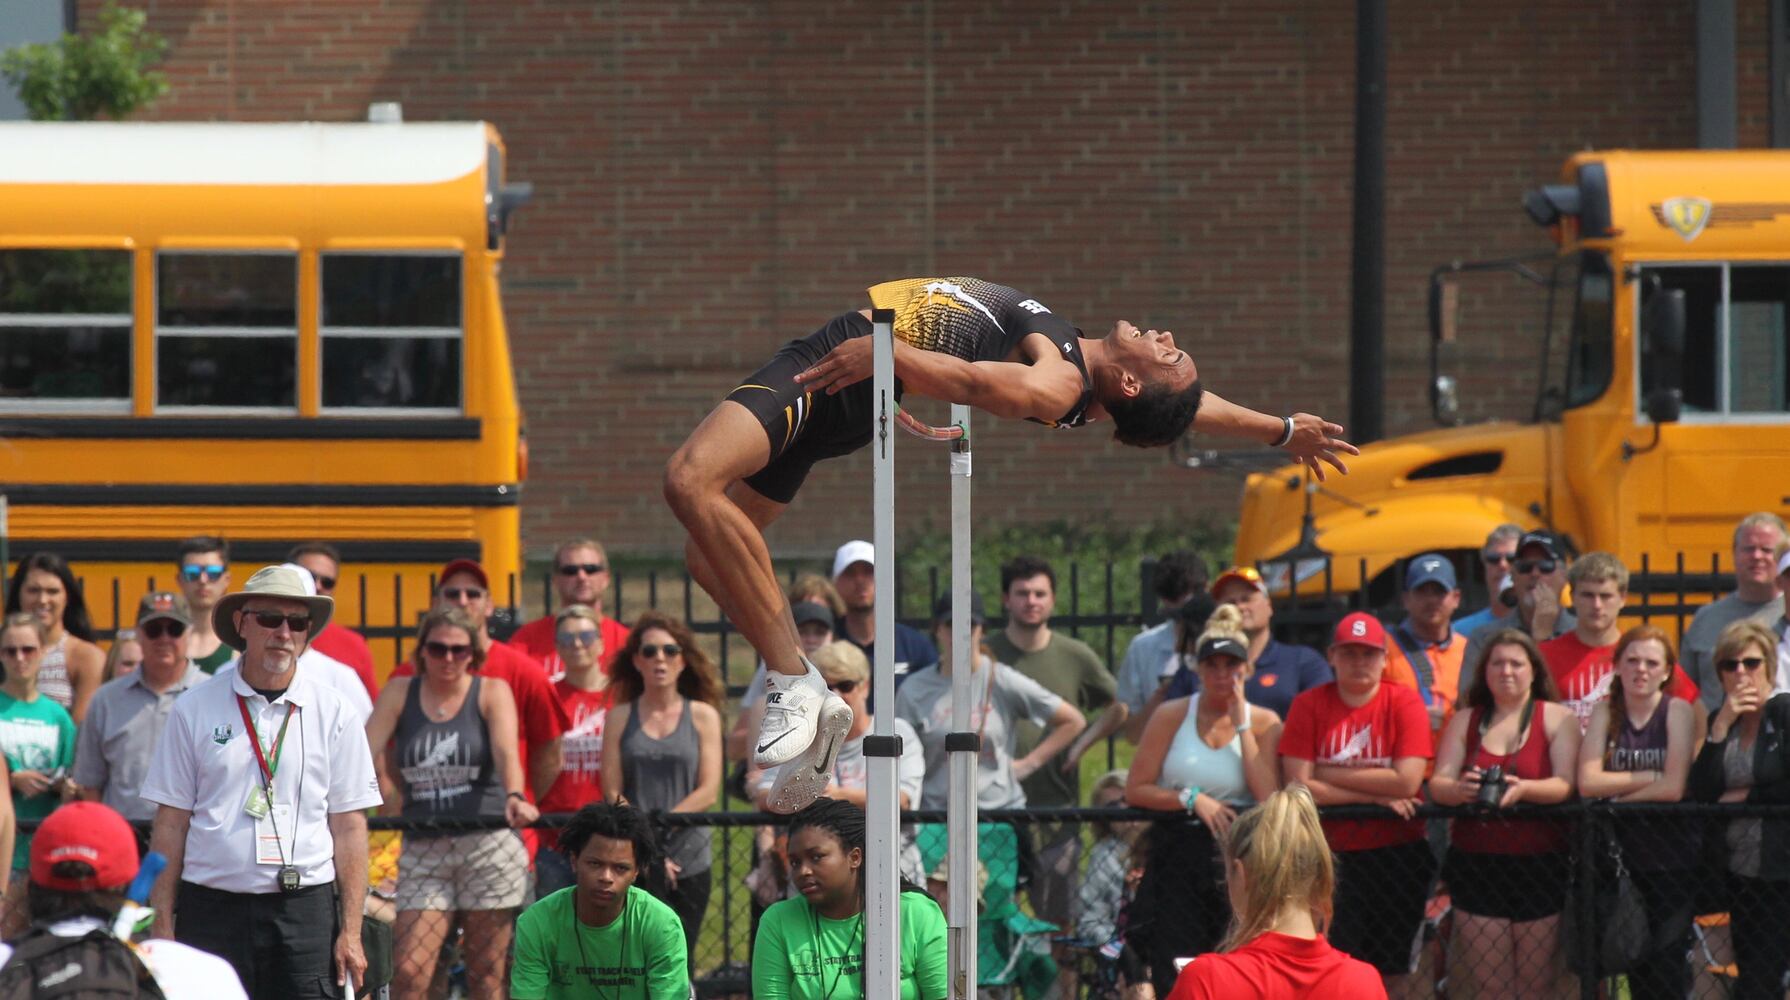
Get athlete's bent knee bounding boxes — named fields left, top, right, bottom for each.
left=663, top=447, right=720, bottom=520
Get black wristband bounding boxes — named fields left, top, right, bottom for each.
left=506, top=791, right=526, bottom=801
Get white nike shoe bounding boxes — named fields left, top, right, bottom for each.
left=765, top=692, right=855, bottom=814
left=754, top=660, right=830, bottom=767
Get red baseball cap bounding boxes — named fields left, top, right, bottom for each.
left=438, top=559, right=490, bottom=591
left=30, top=802, right=139, bottom=892
left=1330, top=612, right=1387, bottom=650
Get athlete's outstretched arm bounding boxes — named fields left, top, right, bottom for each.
left=1195, top=390, right=1359, bottom=480
left=795, top=336, right=1081, bottom=423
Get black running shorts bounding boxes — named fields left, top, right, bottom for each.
left=725, top=311, right=895, bottom=504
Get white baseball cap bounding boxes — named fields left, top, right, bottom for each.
left=832, top=540, right=875, bottom=581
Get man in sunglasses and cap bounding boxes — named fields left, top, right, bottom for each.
left=72, top=592, right=207, bottom=822
left=1460, top=531, right=1577, bottom=691
left=141, top=564, right=383, bottom=999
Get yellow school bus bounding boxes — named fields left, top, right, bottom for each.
left=0, top=121, right=530, bottom=673
left=1234, top=150, right=1790, bottom=608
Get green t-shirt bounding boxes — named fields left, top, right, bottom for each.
left=985, top=631, right=1114, bottom=807
left=510, top=885, right=689, bottom=1000
left=192, top=642, right=235, bottom=675
left=751, top=890, right=948, bottom=1000
left=0, top=691, right=77, bottom=869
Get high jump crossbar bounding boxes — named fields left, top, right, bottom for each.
left=867, top=308, right=976, bottom=999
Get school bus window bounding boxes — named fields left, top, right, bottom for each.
left=155, top=251, right=298, bottom=410
left=320, top=253, right=463, bottom=411
left=0, top=249, right=132, bottom=412
left=1727, top=265, right=1790, bottom=414
left=1642, top=265, right=1722, bottom=414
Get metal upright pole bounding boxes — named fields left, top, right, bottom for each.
left=945, top=403, right=978, bottom=998
left=864, top=309, right=901, bottom=998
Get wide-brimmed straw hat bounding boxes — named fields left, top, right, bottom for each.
left=214, top=565, right=335, bottom=651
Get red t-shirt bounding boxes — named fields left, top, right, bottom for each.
left=309, top=622, right=379, bottom=699
left=538, top=681, right=613, bottom=852
left=394, top=642, right=570, bottom=859
left=507, top=615, right=630, bottom=682
left=1279, top=682, right=1432, bottom=852
left=1539, top=631, right=1700, bottom=734
left=1167, top=933, right=1388, bottom=1000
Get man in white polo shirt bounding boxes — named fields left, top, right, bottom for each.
left=142, top=565, right=383, bottom=999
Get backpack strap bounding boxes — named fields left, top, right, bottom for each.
left=1390, top=624, right=1437, bottom=708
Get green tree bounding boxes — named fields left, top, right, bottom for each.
left=0, top=3, right=168, bottom=121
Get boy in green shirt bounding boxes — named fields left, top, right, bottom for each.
left=511, top=802, right=689, bottom=1000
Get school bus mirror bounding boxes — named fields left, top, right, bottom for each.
left=1644, top=387, right=1683, bottom=426
left=1642, top=287, right=1685, bottom=358
left=1434, top=280, right=1459, bottom=344
left=1523, top=184, right=1579, bottom=227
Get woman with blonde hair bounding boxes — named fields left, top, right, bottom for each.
left=1126, top=604, right=1281, bottom=994
left=1166, top=784, right=1384, bottom=999
left=1688, top=619, right=1790, bottom=1000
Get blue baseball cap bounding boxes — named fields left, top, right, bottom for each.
left=1404, top=553, right=1457, bottom=592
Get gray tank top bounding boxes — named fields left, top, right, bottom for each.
left=619, top=698, right=711, bottom=874
left=395, top=676, right=504, bottom=823
left=1607, top=702, right=1699, bottom=871
left=37, top=635, right=72, bottom=711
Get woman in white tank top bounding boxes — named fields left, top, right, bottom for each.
left=1122, top=605, right=1284, bottom=995
left=2, top=555, right=104, bottom=723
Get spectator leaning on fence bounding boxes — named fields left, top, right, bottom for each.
left=1541, top=552, right=1700, bottom=733
left=1118, top=550, right=1208, bottom=741
left=1683, top=513, right=1789, bottom=709
left=73, top=592, right=207, bottom=823
left=1277, top=612, right=1433, bottom=992
left=986, top=555, right=1127, bottom=933
left=1461, top=530, right=1576, bottom=691
left=895, top=592, right=1086, bottom=811
left=1428, top=628, right=1579, bottom=999
left=601, top=611, right=723, bottom=969
left=751, top=798, right=948, bottom=1000
left=3, top=552, right=104, bottom=724
left=393, top=558, right=571, bottom=862
left=287, top=541, right=379, bottom=699
left=0, top=613, right=78, bottom=938
left=1451, top=523, right=1523, bottom=636
left=1380, top=553, right=1468, bottom=739
left=1125, top=603, right=1282, bottom=995
left=1164, top=784, right=1387, bottom=1000
left=1168, top=566, right=1329, bottom=720
left=508, top=537, right=632, bottom=682
left=511, top=801, right=689, bottom=1000
left=1575, top=624, right=1701, bottom=1000
left=1687, top=619, right=1790, bottom=1000
left=176, top=535, right=235, bottom=674
left=142, top=564, right=382, bottom=999
left=538, top=603, right=616, bottom=898
left=365, top=607, right=538, bottom=1000
left=0, top=801, right=248, bottom=999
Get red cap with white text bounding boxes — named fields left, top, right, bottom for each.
left=1330, top=612, right=1388, bottom=650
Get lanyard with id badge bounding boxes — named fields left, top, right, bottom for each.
left=237, top=695, right=302, bottom=892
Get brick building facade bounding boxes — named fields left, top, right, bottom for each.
left=116, top=0, right=1774, bottom=558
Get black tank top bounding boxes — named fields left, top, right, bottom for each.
left=395, top=675, right=504, bottom=821
left=866, top=277, right=1095, bottom=428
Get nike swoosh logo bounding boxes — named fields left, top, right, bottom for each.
left=757, top=729, right=796, bottom=756
left=814, top=733, right=840, bottom=775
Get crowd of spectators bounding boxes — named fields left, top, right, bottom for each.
left=0, top=512, right=1786, bottom=998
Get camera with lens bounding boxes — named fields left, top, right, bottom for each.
left=1475, top=765, right=1506, bottom=809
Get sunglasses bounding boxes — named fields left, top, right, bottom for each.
left=639, top=643, right=682, bottom=659
left=827, top=679, right=859, bottom=694
left=1718, top=656, right=1767, bottom=673
left=140, top=620, right=187, bottom=640
left=313, top=575, right=337, bottom=591
left=247, top=611, right=312, bottom=632
left=179, top=565, right=227, bottom=583
left=557, top=563, right=606, bottom=577
left=1481, top=551, right=1515, bottom=566
left=558, top=629, right=600, bottom=648
left=0, top=645, right=38, bottom=658
left=441, top=587, right=486, bottom=601
left=424, top=641, right=474, bottom=660
left=1514, top=559, right=1557, bottom=575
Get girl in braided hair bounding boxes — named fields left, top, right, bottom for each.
left=750, top=797, right=946, bottom=1000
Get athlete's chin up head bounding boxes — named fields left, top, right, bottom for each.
left=1108, top=377, right=1203, bottom=448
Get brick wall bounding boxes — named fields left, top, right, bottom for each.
left=120, top=0, right=1747, bottom=559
